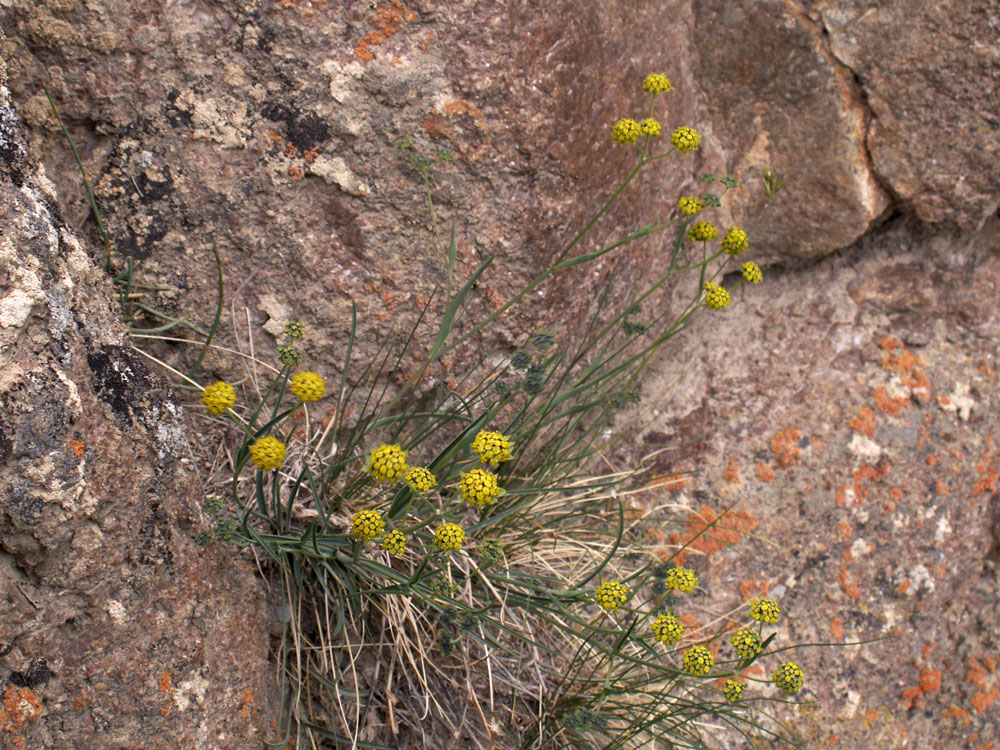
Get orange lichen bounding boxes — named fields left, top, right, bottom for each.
left=838, top=567, right=861, bottom=600
left=288, top=165, right=305, bottom=180
left=158, top=670, right=173, bottom=716
left=770, top=428, right=802, bottom=467
left=935, top=478, right=949, bottom=496
left=722, top=460, right=740, bottom=484
left=668, top=506, right=757, bottom=563
left=354, top=0, right=417, bottom=61
left=874, top=385, right=908, bottom=415
left=68, top=438, right=85, bottom=457
left=974, top=465, right=998, bottom=494
left=903, top=686, right=924, bottom=710
left=303, top=148, right=319, bottom=164
left=830, top=617, right=844, bottom=642
left=890, top=486, right=903, bottom=500
left=971, top=689, right=999, bottom=713
left=926, top=453, right=940, bottom=466
left=756, top=460, right=775, bottom=482
left=239, top=688, right=254, bottom=721
left=920, top=669, right=941, bottom=692
left=836, top=521, right=852, bottom=542
left=942, top=703, right=972, bottom=726
left=739, top=580, right=769, bottom=600
left=849, top=407, right=877, bottom=436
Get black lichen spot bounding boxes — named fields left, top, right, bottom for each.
left=0, top=413, right=12, bottom=463
left=10, top=658, right=54, bottom=688
left=165, top=90, right=193, bottom=130
left=261, top=103, right=329, bottom=151
left=137, top=501, right=174, bottom=566
left=86, top=345, right=150, bottom=424
left=4, top=482, right=44, bottom=528
left=0, top=103, right=28, bottom=186
left=13, top=390, right=71, bottom=460
left=286, top=112, right=329, bottom=152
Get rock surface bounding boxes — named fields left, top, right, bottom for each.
left=0, top=0, right=997, bottom=748
left=631, top=215, right=1000, bottom=748
left=0, top=57, right=273, bottom=750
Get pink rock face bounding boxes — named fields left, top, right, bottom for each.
left=1, top=0, right=998, bottom=747
left=814, top=0, right=1000, bottom=230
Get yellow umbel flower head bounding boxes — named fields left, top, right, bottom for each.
left=642, top=73, right=673, bottom=94
left=651, top=613, right=684, bottom=645
left=665, top=565, right=698, bottom=593
left=249, top=436, right=286, bottom=471
left=723, top=679, right=745, bottom=703
left=741, top=261, right=763, bottom=284
left=595, top=580, right=629, bottom=613
left=773, top=661, right=804, bottom=694
left=639, top=118, right=661, bottom=137
left=683, top=645, right=714, bottom=675
left=368, top=443, right=408, bottom=483
left=749, top=597, right=780, bottom=624
left=671, top=126, right=701, bottom=153
left=678, top=196, right=703, bottom=216
left=721, top=226, right=749, bottom=256
left=351, top=509, right=385, bottom=542
left=704, top=282, right=730, bottom=311
left=201, top=381, right=236, bottom=416
left=687, top=220, right=718, bottom=242
left=731, top=628, right=762, bottom=660
left=460, top=469, right=503, bottom=508
left=290, top=371, right=326, bottom=402
left=404, top=466, right=437, bottom=493
left=611, top=118, right=641, bottom=145
left=471, top=430, right=513, bottom=465
left=434, top=522, right=466, bottom=551
left=381, top=529, right=407, bottom=556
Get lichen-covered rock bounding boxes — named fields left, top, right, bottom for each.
left=0, top=56, right=273, bottom=749
left=630, top=215, right=1000, bottom=748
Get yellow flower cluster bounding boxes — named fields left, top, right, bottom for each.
left=741, top=261, right=763, bottom=284
left=201, top=381, right=236, bottom=416
left=650, top=613, right=684, bottom=645
left=290, top=371, right=326, bottom=402
left=643, top=73, right=673, bottom=94
left=678, top=196, right=703, bottom=216
left=381, top=529, right=407, bottom=556
left=749, top=597, right=781, bottom=624
left=352, top=509, right=385, bottom=542
left=434, top=522, right=466, bottom=551
left=611, top=118, right=641, bottom=145
left=665, top=566, right=698, bottom=593
left=773, top=661, right=804, bottom=693
left=460, top=469, right=503, bottom=508
left=595, top=580, right=629, bottom=613
left=704, top=282, right=730, bottom=311
left=687, top=220, right=718, bottom=242
left=723, top=679, right=745, bottom=703
left=368, top=443, right=408, bottom=483
left=683, top=645, right=714, bottom=675
left=671, top=126, right=701, bottom=153
left=640, top=118, right=661, bottom=137
left=721, top=226, right=749, bottom=256
left=731, top=628, right=762, bottom=660
left=404, top=466, right=437, bottom=493
left=471, top=430, right=513, bottom=465
left=249, top=436, right=286, bottom=471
